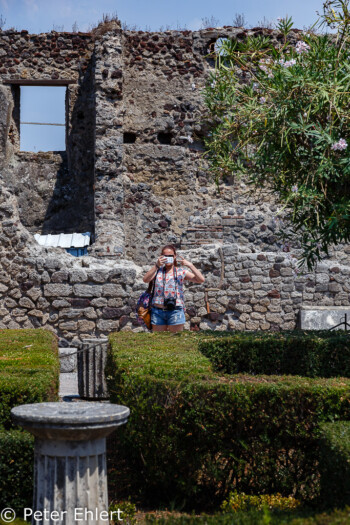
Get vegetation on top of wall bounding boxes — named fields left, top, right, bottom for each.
left=0, top=329, right=59, bottom=429
left=203, top=0, right=350, bottom=269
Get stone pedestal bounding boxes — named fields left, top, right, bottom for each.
left=11, top=402, right=129, bottom=525
left=78, top=338, right=109, bottom=399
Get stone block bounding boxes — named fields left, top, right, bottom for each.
left=59, top=347, right=77, bottom=373
left=77, top=320, right=96, bottom=332
left=69, top=270, right=88, bottom=283
left=44, top=284, right=72, bottom=297
left=73, top=285, right=102, bottom=297
left=19, top=297, right=35, bottom=309
left=51, top=271, right=69, bottom=283
left=59, top=321, right=78, bottom=331
left=299, top=306, right=350, bottom=330
left=97, top=319, right=120, bottom=331
left=26, top=287, right=42, bottom=301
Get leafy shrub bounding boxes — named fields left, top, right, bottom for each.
left=106, top=332, right=350, bottom=511
left=198, top=331, right=350, bottom=377
left=0, top=329, right=59, bottom=513
left=0, top=430, right=34, bottom=513
left=0, top=329, right=59, bottom=429
left=203, top=2, right=350, bottom=268
left=144, top=506, right=350, bottom=524
left=109, top=499, right=137, bottom=525
left=318, top=421, right=350, bottom=509
left=221, top=491, right=300, bottom=512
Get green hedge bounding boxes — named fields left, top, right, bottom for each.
left=318, top=421, right=350, bottom=509
left=0, top=329, right=60, bottom=429
left=0, top=430, right=34, bottom=513
left=105, top=332, right=350, bottom=511
left=198, top=331, right=350, bottom=377
left=144, top=507, right=350, bottom=525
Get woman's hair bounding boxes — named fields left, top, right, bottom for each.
left=161, top=244, right=178, bottom=266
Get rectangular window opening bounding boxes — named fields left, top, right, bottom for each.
left=20, top=86, right=66, bottom=152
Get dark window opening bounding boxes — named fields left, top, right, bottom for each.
left=123, top=132, right=137, bottom=144
left=158, top=131, right=173, bottom=145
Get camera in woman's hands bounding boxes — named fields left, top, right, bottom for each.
left=164, top=296, right=177, bottom=311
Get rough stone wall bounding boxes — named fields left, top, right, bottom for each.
left=1, top=184, right=349, bottom=343
left=0, top=24, right=350, bottom=342
left=92, top=23, right=125, bottom=256
left=0, top=30, right=95, bottom=234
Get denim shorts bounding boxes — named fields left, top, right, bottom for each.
left=151, top=306, right=186, bottom=326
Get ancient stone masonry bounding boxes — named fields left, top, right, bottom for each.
left=0, top=22, right=350, bottom=342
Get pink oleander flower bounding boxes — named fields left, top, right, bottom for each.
left=259, top=58, right=274, bottom=78
left=296, top=41, right=310, bottom=54
left=331, top=138, right=348, bottom=151
left=279, top=58, right=296, bottom=68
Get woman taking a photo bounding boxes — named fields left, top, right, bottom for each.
left=142, top=244, right=205, bottom=332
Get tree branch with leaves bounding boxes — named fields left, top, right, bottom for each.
left=203, top=1, right=350, bottom=269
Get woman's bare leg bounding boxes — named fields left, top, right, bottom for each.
left=168, top=324, right=185, bottom=333
left=152, top=325, right=168, bottom=332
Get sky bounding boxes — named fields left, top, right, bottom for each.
left=0, top=0, right=326, bottom=34
left=1, top=0, right=326, bottom=151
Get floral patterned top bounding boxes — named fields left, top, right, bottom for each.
left=152, top=266, right=188, bottom=309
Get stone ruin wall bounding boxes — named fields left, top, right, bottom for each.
left=0, top=23, right=350, bottom=343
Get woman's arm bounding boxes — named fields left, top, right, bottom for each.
left=143, top=256, right=166, bottom=283
left=180, top=258, right=205, bottom=284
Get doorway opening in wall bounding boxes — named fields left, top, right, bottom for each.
left=20, top=86, right=66, bottom=152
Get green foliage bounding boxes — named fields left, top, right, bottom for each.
left=0, top=430, right=34, bottom=514
left=0, top=518, right=28, bottom=525
left=221, top=491, right=300, bottom=512
left=198, top=330, right=350, bottom=377
left=105, top=332, right=350, bottom=511
left=109, top=499, right=137, bottom=524
left=144, top=507, right=350, bottom=524
left=318, top=421, right=350, bottom=508
left=0, top=329, right=60, bottom=429
left=203, top=1, right=350, bottom=269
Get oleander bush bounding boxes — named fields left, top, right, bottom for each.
left=0, top=329, right=60, bottom=429
left=198, top=331, right=350, bottom=377
left=105, top=331, right=350, bottom=511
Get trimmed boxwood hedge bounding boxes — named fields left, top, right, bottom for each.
left=0, top=430, right=34, bottom=513
left=318, top=421, right=350, bottom=509
left=0, top=329, right=60, bottom=429
left=198, top=331, right=350, bottom=377
left=105, top=332, right=350, bottom=511
left=0, top=329, right=59, bottom=513
left=144, top=507, right=350, bottom=524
